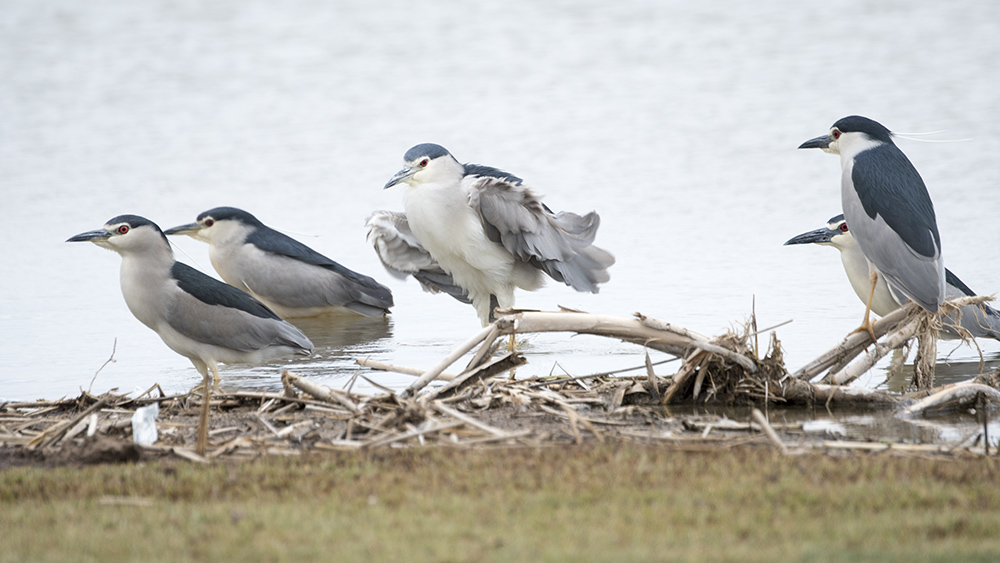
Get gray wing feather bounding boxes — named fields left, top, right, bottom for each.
left=941, top=272, right=1000, bottom=341
left=467, top=176, right=614, bottom=292
left=842, top=167, right=944, bottom=311
left=231, top=250, right=392, bottom=316
left=167, top=291, right=313, bottom=353
left=365, top=211, right=471, bottom=304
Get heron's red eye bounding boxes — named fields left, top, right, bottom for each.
left=117, top=225, right=129, bottom=234
left=839, top=223, right=849, bottom=232
left=420, top=159, right=429, bottom=167
left=832, top=129, right=841, bottom=140
left=204, top=219, right=214, bottom=227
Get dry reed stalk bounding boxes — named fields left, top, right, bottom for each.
left=29, top=397, right=108, bottom=450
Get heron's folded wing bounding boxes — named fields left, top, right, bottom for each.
left=466, top=176, right=614, bottom=293
left=246, top=224, right=391, bottom=300
left=942, top=269, right=1000, bottom=340
left=168, top=263, right=313, bottom=352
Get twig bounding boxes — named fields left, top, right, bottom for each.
left=528, top=357, right=679, bottom=389
left=752, top=408, right=787, bottom=454
left=87, top=339, right=117, bottom=396
left=433, top=401, right=509, bottom=437
left=255, top=413, right=281, bottom=438
left=362, top=421, right=464, bottom=449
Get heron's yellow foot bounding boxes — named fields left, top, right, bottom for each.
left=849, top=317, right=878, bottom=344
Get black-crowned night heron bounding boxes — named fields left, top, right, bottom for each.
left=799, top=116, right=945, bottom=340
left=378, top=143, right=615, bottom=326
left=165, top=207, right=393, bottom=319
left=68, top=215, right=314, bottom=389
left=785, top=215, right=1000, bottom=341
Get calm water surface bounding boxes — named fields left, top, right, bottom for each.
left=3, top=0, right=1000, bottom=445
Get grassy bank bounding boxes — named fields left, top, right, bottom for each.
left=3, top=444, right=1000, bottom=562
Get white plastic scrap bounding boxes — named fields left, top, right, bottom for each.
left=131, top=402, right=159, bottom=446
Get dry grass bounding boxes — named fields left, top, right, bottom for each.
left=4, top=444, right=1000, bottom=562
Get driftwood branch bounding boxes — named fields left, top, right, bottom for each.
left=826, top=317, right=922, bottom=385
left=465, top=324, right=502, bottom=372
left=792, top=306, right=911, bottom=380
left=401, top=325, right=497, bottom=399
left=355, top=358, right=457, bottom=381
left=499, top=311, right=696, bottom=358
left=796, top=295, right=993, bottom=383
left=422, top=353, right=526, bottom=402
left=282, top=371, right=359, bottom=413
left=901, top=383, right=1000, bottom=417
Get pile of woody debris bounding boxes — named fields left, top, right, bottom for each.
left=3, top=305, right=999, bottom=465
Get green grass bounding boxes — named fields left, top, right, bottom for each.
left=3, top=444, right=1000, bottom=562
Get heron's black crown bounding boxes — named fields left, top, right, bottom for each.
left=197, top=207, right=264, bottom=227
left=107, top=214, right=159, bottom=230
left=405, top=143, right=452, bottom=163
left=106, top=214, right=169, bottom=244
left=832, top=116, right=893, bottom=144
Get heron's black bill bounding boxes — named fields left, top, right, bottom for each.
left=66, top=229, right=112, bottom=243
left=798, top=135, right=831, bottom=150
left=784, top=227, right=835, bottom=246
left=163, top=223, right=201, bottom=236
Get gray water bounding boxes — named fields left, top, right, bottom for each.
left=3, top=0, right=1000, bottom=434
